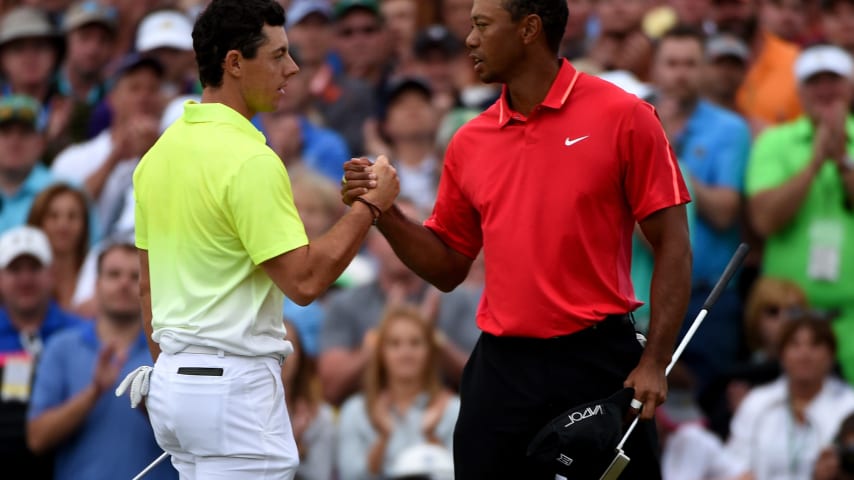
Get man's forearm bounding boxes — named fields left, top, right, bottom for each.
left=377, top=205, right=471, bottom=292
left=27, top=385, right=99, bottom=454
left=644, top=241, right=692, bottom=367
left=749, top=160, right=821, bottom=237
left=691, top=179, right=741, bottom=231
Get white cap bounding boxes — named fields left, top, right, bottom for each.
left=387, top=444, right=454, bottom=480
left=794, top=45, right=854, bottom=84
left=0, top=226, right=52, bottom=269
left=135, top=10, right=193, bottom=52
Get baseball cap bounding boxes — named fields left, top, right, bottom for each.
left=794, top=44, right=854, bottom=84
left=135, top=10, right=193, bottom=52
left=706, top=34, right=750, bottom=63
left=0, top=6, right=59, bottom=48
left=286, top=0, right=333, bottom=28
left=0, top=226, right=53, bottom=269
left=527, top=387, right=635, bottom=478
left=387, top=444, right=454, bottom=480
left=109, top=53, right=165, bottom=83
left=414, top=25, right=462, bottom=60
left=0, top=95, right=43, bottom=132
left=334, top=0, right=380, bottom=19
left=63, top=0, right=119, bottom=34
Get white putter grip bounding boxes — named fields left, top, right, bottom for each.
left=598, top=243, right=750, bottom=480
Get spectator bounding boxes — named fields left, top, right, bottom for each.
left=334, top=0, right=393, bottom=91
left=286, top=0, right=377, bottom=156
left=134, top=9, right=199, bottom=100
left=51, top=53, right=163, bottom=239
left=411, top=24, right=465, bottom=115
left=725, top=315, right=854, bottom=479
left=0, top=6, right=67, bottom=163
left=380, top=0, right=419, bottom=72
left=745, top=44, right=854, bottom=382
left=378, top=78, right=441, bottom=212
left=649, top=26, right=752, bottom=390
left=55, top=1, right=118, bottom=154
left=813, top=411, right=854, bottom=480
left=0, top=95, right=56, bottom=234
left=560, top=0, right=595, bottom=60
left=712, top=0, right=802, bottom=130
left=318, top=199, right=479, bottom=405
left=282, top=319, right=336, bottom=480
left=743, top=275, right=811, bottom=364
left=336, top=304, right=460, bottom=480
left=587, top=0, right=655, bottom=81
left=26, top=183, right=92, bottom=311
left=26, top=242, right=178, bottom=480
left=0, top=226, right=84, bottom=478
left=701, top=34, right=752, bottom=123
left=760, top=0, right=808, bottom=44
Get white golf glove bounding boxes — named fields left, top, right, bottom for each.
left=115, top=365, right=152, bottom=408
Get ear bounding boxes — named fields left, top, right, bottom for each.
left=519, top=14, right=543, bottom=46
left=224, top=49, right=243, bottom=79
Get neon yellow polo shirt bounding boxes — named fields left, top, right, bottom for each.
left=133, top=101, right=308, bottom=357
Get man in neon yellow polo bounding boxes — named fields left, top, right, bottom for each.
left=126, top=0, right=398, bottom=478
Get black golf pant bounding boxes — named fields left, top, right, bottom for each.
left=453, top=315, right=661, bottom=479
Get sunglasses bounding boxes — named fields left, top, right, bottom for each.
left=338, top=25, right=380, bottom=38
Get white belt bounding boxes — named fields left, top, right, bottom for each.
left=178, top=345, right=284, bottom=365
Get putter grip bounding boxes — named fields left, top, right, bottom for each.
left=701, top=243, right=749, bottom=310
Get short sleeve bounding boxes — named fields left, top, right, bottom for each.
left=714, top=118, right=752, bottom=191
left=27, top=335, right=69, bottom=420
left=424, top=138, right=482, bottom=259
left=621, top=101, right=691, bottom=221
left=226, top=154, right=308, bottom=265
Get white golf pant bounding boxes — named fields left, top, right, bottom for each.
left=146, top=349, right=299, bottom=480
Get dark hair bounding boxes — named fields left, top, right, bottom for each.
left=657, top=24, right=706, bottom=52
left=26, top=183, right=91, bottom=271
left=502, top=0, right=568, bottom=54
left=96, top=241, right=137, bottom=275
left=776, top=314, right=838, bottom=358
left=192, top=0, right=286, bottom=88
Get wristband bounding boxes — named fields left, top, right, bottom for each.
left=353, top=197, right=381, bottom=225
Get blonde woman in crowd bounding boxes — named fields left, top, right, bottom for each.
left=336, top=304, right=459, bottom=480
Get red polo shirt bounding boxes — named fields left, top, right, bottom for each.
left=424, top=59, right=690, bottom=338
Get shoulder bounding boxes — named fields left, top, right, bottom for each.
left=698, top=101, right=751, bottom=134
left=753, top=117, right=806, bottom=147
left=42, top=323, right=87, bottom=352
left=52, top=133, right=109, bottom=170
left=338, top=394, right=368, bottom=421
left=739, top=378, right=786, bottom=413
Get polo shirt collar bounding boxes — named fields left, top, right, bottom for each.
left=182, top=101, right=266, bottom=143
left=498, top=58, right=580, bottom=128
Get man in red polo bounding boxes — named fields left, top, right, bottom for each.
left=342, top=0, right=691, bottom=477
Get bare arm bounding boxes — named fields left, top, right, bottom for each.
left=691, top=178, right=742, bottom=231
left=139, top=249, right=160, bottom=361
left=84, top=149, right=123, bottom=200
left=342, top=159, right=473, bottom=292
left=262, top=158, right=399, bottom=306
left=625, top=204, right=692, bottom=419
left=748, top=158, right=822, bottom=237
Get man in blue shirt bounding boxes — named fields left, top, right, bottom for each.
left=0, top=95, right=57, bottom=234
left=27, top=241, right=177, bottom=480
left=650, top=26, right=752, bottom=388
left=0, top=225, right=84, bottom=478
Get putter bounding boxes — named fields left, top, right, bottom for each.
left=598, top=242, right=750, bottom=480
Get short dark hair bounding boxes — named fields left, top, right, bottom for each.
left=502, top=0, right=568, bottom=54
left=192, top=0, right=286, bottom=88
left=657, top=24, right=706, bottom=52
left=777, top=314, right=838, bottom=358
left=96, top=242, right=137, bottom=275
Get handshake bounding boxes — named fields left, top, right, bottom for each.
left=340, top=155, right=400, bottom=218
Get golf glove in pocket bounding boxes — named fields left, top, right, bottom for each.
left=116, top=365, right=152, bottom=408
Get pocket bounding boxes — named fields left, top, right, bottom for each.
left=170, top=374, right=229, bottom=456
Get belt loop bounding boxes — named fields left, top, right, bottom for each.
left=217, top=349, right=225, bottom=358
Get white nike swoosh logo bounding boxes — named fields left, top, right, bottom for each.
left=564, top=136, right=589, bottom=147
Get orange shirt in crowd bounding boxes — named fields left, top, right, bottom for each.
left=737, top=31, right=802, bottom=128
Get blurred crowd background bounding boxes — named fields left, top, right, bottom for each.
left=1, top=0, right=854, bottom=478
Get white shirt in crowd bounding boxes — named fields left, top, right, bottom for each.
left=725, top=376, right=854, bottom=480
left=662, top=422, right=746, bottom=480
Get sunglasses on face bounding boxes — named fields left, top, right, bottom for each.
left=338, top=25, right=380, bottom=38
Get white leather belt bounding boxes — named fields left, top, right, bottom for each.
left=178, top=345, right=284, bottom=365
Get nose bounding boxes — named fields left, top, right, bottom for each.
left=284, top=54, right=300, bottom=79
left=465, top=27, right=479, bottom=50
